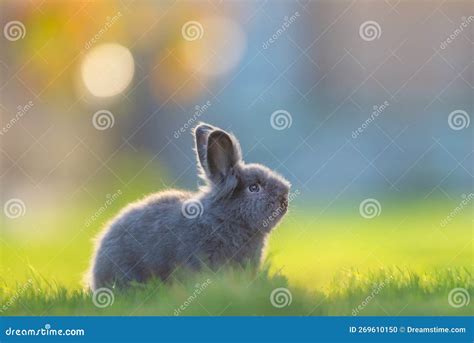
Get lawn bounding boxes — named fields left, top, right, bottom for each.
left=1, top=189, right=472, bottom=316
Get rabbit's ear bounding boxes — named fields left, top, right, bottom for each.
left=207, top=129, right=242, bottom=182
left=194, top=123, right=215, bottom=175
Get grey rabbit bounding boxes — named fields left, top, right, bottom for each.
left=88, top=123, right=290, bottom=290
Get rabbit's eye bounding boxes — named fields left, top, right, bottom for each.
left=248, top=184, right=260, bottom=193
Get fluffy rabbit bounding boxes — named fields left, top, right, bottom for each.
left=88, top=123, right=290, bottom=290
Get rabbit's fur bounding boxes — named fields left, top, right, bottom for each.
left=88, top=123, right=290, bottom=290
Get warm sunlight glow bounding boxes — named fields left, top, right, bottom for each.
left=81, top=43, right=135, bottom=97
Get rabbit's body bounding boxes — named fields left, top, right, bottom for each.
left=89, top=123, right=290, bottom=290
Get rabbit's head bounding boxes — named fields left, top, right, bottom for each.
left=194, top=123, right=291, bottom=232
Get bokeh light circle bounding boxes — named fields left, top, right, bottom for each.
left=81, top=43, right=135, bottom=97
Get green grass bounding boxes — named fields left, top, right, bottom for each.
left=1, top=172, right=473, bottom=316
left=1, top=267, right=472, bottom=316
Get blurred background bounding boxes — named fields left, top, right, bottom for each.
left=1, top=0, right=472, bottom=291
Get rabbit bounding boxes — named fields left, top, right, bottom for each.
left=88, top=123, right=291, bottom=290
